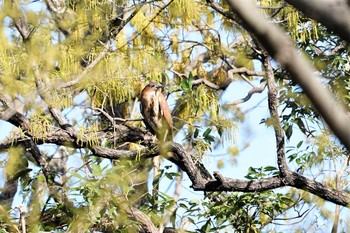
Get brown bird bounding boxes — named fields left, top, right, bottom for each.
left=140, top=82, right=173, bottom=141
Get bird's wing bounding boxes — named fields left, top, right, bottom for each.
left=158, top=93, right=173, bottom=128
left=140, top=98, right=155, bottom=133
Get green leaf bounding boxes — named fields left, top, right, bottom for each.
left=260, top=118, right=266, bottom=125
left=296, top=140, right=303, bottom=148
left=194, top=128, right=199, bottom=138
left=217, top=126, right=223, bottom=137
left=201, top=219, right=212, bottom=232
left=170, top=208, right=177, bottom=227
left=203, top=128, right=212, bottom=137
left=69, top=171, right=86, bottom=181
left=205, top=135, right=215, bottom=144
left=264, top=166, right=277, bottom=172
left=288, top=153, right=297, bottom=162
left=90, top=163, right=103, bottom=176
left=165, top=172, right=180, bottom=180
left=179, top=203, right=188, bottom=209
left=285, top=125, right=293, bottom=140
left=188, top=72, right=193, bottom=89
left=181, top=79, right=189, bottom=91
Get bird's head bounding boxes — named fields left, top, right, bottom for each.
left=142, top=82, right=163, bottom=94
left=147, top=82, right=163, bottom=90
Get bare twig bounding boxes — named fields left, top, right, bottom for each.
left=192, top=78, right=221, bottom=90
left=229, top=82, right=266, bottom=105
left=228, top=67, right=264, bottom=77
left=92, top=107, right=115, bottom=125
left=91, top=107, right=143, bottom=123
left=184, top=51, right=212, bottom=77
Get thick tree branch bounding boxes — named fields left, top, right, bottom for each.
left=290, top=172, right=350, bottom=207
left=45, top=0, right=67, bottom=15
left=24, top=140, right=53, bottom=180
left=224, top=0, right=350, bottom=151
left=1, top=102, right=350, bottom=207
left=6, top=0, right=34, bottom=41
left=0, top=102, right=156, bottom=159
left=204, top=172, right=285, bottom=192
left=169, top=142, right=350, bottom=207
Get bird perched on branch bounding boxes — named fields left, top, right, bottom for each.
left=140, top=82, right=173, bottom=141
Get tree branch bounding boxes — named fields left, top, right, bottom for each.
left=13, top=17, right=33, bottom=42
left=263, top=54, right=292, bottom=179
left=169, top=142, right=350, bottom=207
left=224, top=0, right=350, bottom=151
left=124, top=205, right=159, bottom=233
left=229, top=82, right=266, bottom=105
left=0, top=98, right=30, bottom=130
left=1, top=100, right=350, bottom=207
left=290, top=172, right=350, bottom=206
left=34, top=70, right=77, bottom=138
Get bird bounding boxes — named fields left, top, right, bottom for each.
left=140, top=82, right=173, bottom=142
